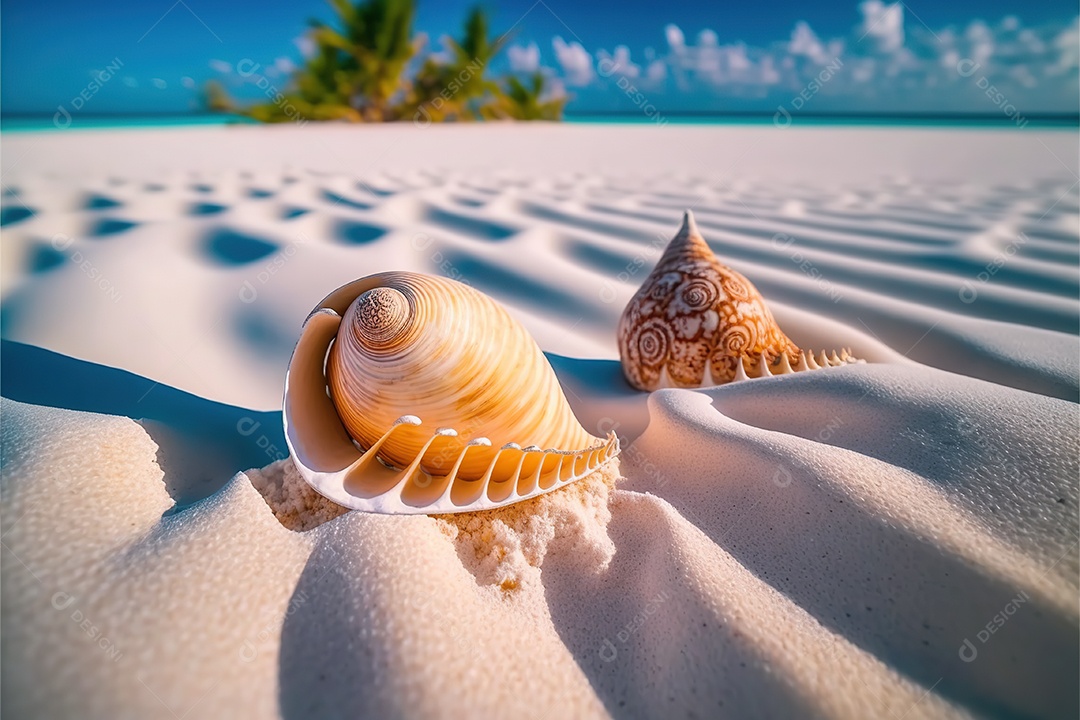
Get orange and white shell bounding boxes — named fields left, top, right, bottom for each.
left=617, top=211, right=860, bottom=391
left=283, top=271, right=619, bottom=514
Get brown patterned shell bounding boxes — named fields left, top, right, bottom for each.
left=618, top=211, right=854, bottom=391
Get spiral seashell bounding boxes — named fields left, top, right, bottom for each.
left=283, top=271, right=619, bottom=514
left=617, top=210, right=862, bottom=390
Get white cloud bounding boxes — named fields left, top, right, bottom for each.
left=758, top=56, right=780, bottom=85
left=645, top=59, right=667, bottom=83
left=1050, top=17, right=1079, bottom=74
left=596, top=45, right=641, bottom=79
left=152, top=78, right=167, bottom=89
left=557, top=8, right=1077, bottom=113
left=209, top=59, right=233, bottom=74
left=181, top=76, right=195, bottom=89
left=665, top=24, right=685, bottom=51
left=694, top=29, right=723, bottom=83
left=508, top=42, right=541, bottom=73
left=726, top=44, right=751, bottom=74
left=552, top=37, right=594, bottom=86
left=789, top=22, right=829, bottom=63
left=293, top=35, right=316, bottom=59
left=859, top=0, right=904, bottom=54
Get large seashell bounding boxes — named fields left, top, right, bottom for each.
left=283, top=271, right=619, bottom=514
left=617, top=210, right=861, bottom=391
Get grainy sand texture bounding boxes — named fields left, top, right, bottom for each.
left=1, top=124, right=1077, bottom=719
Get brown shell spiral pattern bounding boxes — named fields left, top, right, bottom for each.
left=618, top=211, right=824, bottom=391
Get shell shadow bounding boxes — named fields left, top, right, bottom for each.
left=0, top=340, right=284, bottom=507
left=545, top=353, right=650, bottom=444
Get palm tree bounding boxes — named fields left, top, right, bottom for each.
left=406, top=7, right=510, bottom=121
left=305, top=0, right=417, bottom=121
left=203, top=0, right=569, bottom=123
left=486, top=72, right=567, bottom=121
left=201, top=80, right=234, bottom=113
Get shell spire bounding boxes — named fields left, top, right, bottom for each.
left=284, top=271, right=619, bottom=514
left=617, top=210, right=861, bottom=391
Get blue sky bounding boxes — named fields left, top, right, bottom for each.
left=2, top=0, right=1077, bottom=116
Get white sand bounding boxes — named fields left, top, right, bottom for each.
left=1, top=124, right=1077, bottom=719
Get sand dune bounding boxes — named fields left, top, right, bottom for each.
left=1, top=125, right=1077, bottom=719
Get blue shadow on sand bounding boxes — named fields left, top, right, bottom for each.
left=189, top=202, right=229, bottom=216
left=0, top=206, right=34, bottom=227
left=423, top=205, right=517, bottom=240
left=321, top=189, right=373, bottom=212
left=84, top=193, right=123, bottom=210
left=25, top=242, right=66, bottom=273
left=334, top=219, right=387, bottom=245
left=88, top=218, right=139, bottom=237
left=0, top=340, right=285, bottom=507
left=204, top=228, right=280, bottom=265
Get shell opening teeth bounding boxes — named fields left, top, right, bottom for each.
left=395, top=415, right=422, bottom=426
left=469, top=438, right=492, bottom=447
left=435, top=428, right=458, bottom=437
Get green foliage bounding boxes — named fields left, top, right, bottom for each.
left=202, top=0, right=566, bottom=123
left=404, top=6, right=511, bottom=122
left=487, top=72, right=567, bottom=121
left=201, top=80, right=233, bottom=113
